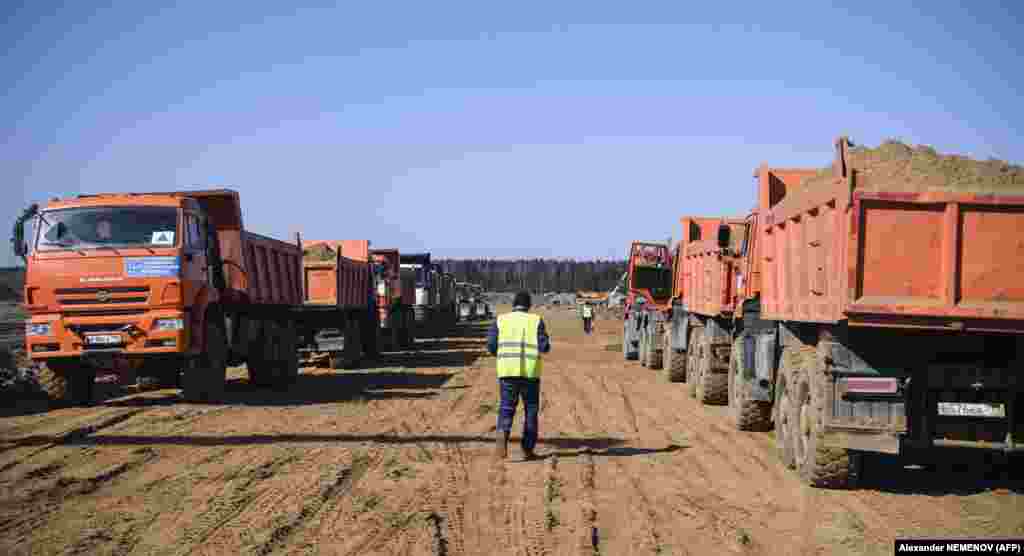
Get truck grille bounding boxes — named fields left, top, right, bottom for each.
left=56, top=286, right=150, bottom=307
left=69, top=322, right=132, bottom=333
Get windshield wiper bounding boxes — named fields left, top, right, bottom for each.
left=39, top=241, right=88, bottom=256
left=91, top=245, right=123, bottom=255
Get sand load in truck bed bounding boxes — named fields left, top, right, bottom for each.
left=801, top=139, right=1024, bottom=193
left=303, top=243, right=336, bottom=262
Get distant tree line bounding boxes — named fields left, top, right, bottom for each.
left=436, top=259, right=627, bottom=293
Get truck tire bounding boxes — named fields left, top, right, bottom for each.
left=183, top=317, right=227, bottom=402
left=281, top=321, right=299, bottom=385
left=639, top=326, right=649, bottom=367
left=623, top=321, right=638, bottom=361
left=246, top=321, right=276, bottom=388
left=686, top=328, right=702, bottom=397
left=400, top=310, right=415, bottom=349
left=791, top=346, right=852, bottom=488
left=661, top=327, right=686, bottom=383
left=648, top=322, right=664, bottom=370
left=38, top=360, right=95, bottom=406
left=362, top=315, right=379, bottom=357
left=774, top=346, right=799, bottom=469
left=728, top=337, right=771, bottom=431
left=694, top=329, right=728, bottom=405
left=341, top=319, right=361, bottom=370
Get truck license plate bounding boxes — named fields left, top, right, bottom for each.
left=85, top=334, right=122, bottom=346
left=937, top=402, right=1005, bottom=418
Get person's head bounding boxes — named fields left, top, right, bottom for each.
left=96, top=219, right=112, bottom=240
left=513, top=291, right=532, bottom=311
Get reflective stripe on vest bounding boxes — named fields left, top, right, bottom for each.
left=496, top=311, right=543, bottom=379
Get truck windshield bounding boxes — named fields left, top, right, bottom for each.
left=36, top=207, right=179, bottom=251
left=632, top=266, right=672, bottom=299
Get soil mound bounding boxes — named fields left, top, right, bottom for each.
left=804, top=139, right=1024, bottom=193
left=302, top=243, right=336, bottom=262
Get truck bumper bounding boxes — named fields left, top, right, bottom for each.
left=25, top=310, right=190, bottom=360
left=823, top=429, right=1023, bottom=456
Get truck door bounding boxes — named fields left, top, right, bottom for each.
left=183, top=212, right=209, bottom=289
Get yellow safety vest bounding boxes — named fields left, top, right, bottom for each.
left=582, top=305, right=593, bottom=318
left=496, top=311, right=544, bottom=379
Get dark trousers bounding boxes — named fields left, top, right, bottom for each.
left=497, top=377, right=540, bottom=452
left=583, top=317, right=592, bottom=334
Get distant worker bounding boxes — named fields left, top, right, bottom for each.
left=581, top=302, right=594, bottom=335
left=487, top=291, right=551, bottom=461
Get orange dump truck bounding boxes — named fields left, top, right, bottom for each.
left=14, top=190, right=304, bottom=404
left=673, top=137, right=1024, bottom=488
left=299, top=240, right=378, bottom=369
left=621, top=241, right=673, bottom=365
left=653, top=216, right=749, bottom=395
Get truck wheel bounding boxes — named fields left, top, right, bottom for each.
left=695, top=331, right=728, bottom=405
left=728, top=337, right=771, bottom=431
left=39, top=360, right=95, bottom=406
left=183, top=318, right=227, bottom=402
left=640, top=327, right=649, bottom=367
left=686, top=328, right=702, bottom=397
left=791, top=347, right=851, bottom=488
left=623, top=321, right=638, bottom=361
left=362, top=316, right=379, bottom=357
left=281, top=321, right=299, bottom=385
left=661, top=327, right=686, bottom=383
left=342, top=319, right=361, bottom=370
left=246, top=321, right=273, bottom=387
left=774, top=347, right=799, bottom=469
left=648, top=323, right=664, bottom=370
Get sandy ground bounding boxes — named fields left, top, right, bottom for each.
left=1, top=305, right=1022, bottom=556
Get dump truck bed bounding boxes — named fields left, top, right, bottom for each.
left=241, top=231, right=304, bottom=306
left=675, top=216, right=748, bottom=318
left=758, top=146, right=1024, bottom=332
left=302, top=240, right=372, bottom=310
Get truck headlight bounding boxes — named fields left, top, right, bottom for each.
left=26, top=323, right=52, bottom=336
left=153, top=318, right=185, bottom=331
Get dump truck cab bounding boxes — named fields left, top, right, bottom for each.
left=15, top=189, right=304, bottom=404
left=622, top=241, right=672, bottom=364
left=18, top=193, right=228, bottom=366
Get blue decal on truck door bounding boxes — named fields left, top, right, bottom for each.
left=125, top=256, right=181, bottom=278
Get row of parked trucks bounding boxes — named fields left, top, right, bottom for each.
left=13, top=189, right=465, bottom=404
left=622, top=136, right=1024, bottom=488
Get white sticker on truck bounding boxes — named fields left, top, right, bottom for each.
left=151, top=231, right=175, bottom=245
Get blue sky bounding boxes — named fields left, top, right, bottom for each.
left=4, top=1, right=1022, bottom=266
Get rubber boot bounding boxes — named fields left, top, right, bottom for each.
left=494, top=430, right=509, bottom=461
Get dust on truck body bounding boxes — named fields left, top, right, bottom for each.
left=621, top=241, right=673, bottom=367
left=299, top=240, right=378, bottom=369
left=370, top=248, right=414, bottom=350
left=16, top=189, right=304, bottom=404
left=697, top=136, right=1024, bottom=488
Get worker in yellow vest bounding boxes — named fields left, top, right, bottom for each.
left=486, top=291, right=551, bottom=461
left=581, top=302, right=594, bottom=334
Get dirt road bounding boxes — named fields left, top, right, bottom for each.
left=2, top=306, right=1022, bottom=555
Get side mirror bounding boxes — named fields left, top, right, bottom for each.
left=717, top=224, right=731, bottom=249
